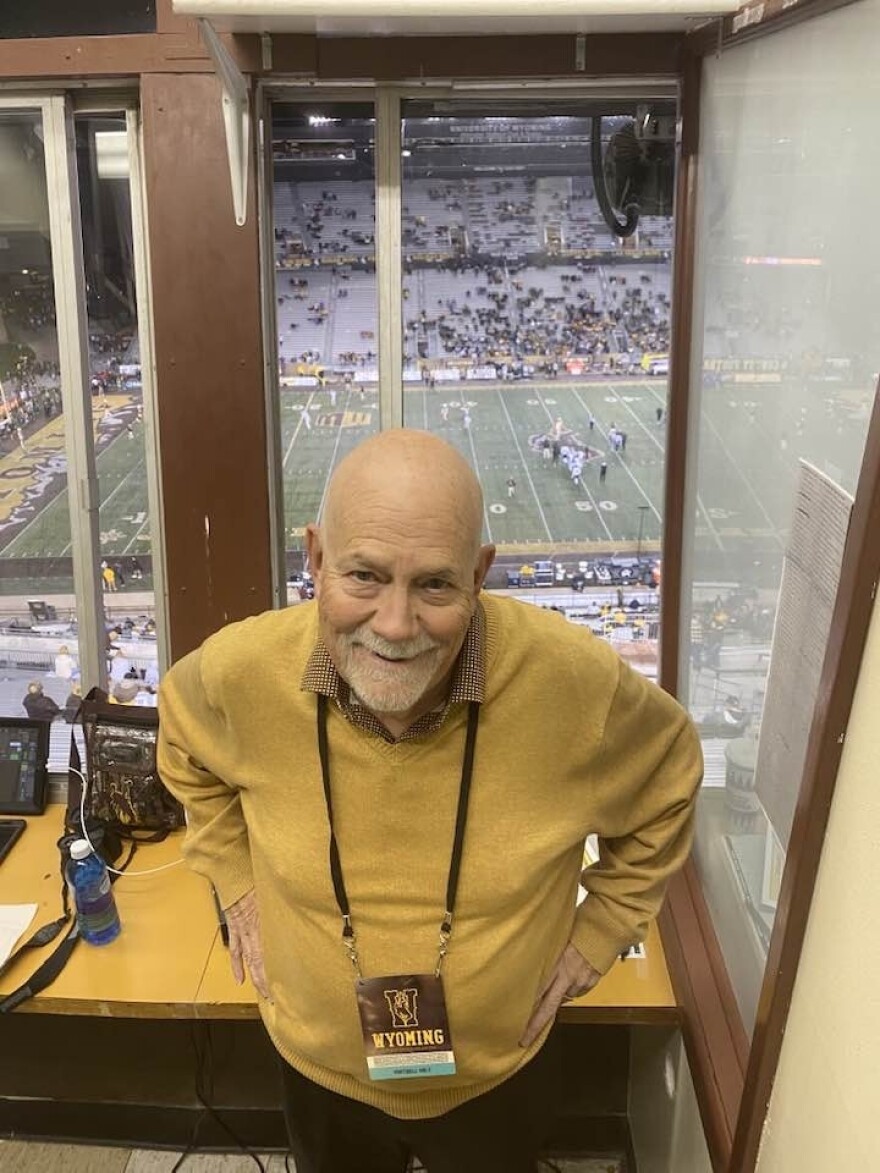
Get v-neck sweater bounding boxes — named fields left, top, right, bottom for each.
left=158, top=593, right=702, bottom=1119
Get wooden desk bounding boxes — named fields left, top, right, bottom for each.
left=0, top=808, right=679, bottom=1154
left=1, top=807, right=678, bottom=1024
left=0, top=807, right=218, bottom=1017
left=196, top=917, right=677, bottom=1024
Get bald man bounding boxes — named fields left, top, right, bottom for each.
left=158, top=430, right=702, bottom=1173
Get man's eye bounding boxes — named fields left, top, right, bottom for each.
left=350, top=570, right=376, bottom=583
left=423, top=578, right=450, bottom=591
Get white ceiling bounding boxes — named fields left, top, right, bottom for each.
left=174, top=0, right=737, bottom=37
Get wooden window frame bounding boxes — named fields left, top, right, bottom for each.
left=659, top=3, right=876, bottom=1168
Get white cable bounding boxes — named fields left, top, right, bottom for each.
left=70, top=765, right=185, bottom=877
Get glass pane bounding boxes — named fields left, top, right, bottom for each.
left=0, top=107, right=80, bottom=745
left=271, top=102, right=380, bottom=594
left=76, top=113, right=158, bottom=706
left=685, top=2, right=880, bottom=1034
left=401, top=101, right=675, bottom=671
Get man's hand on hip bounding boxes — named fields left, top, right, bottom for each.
left=225, top=888, right=271, bottom=1001
left=519, top=941, right=601, bottom=1048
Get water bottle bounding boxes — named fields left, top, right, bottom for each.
left=68, top=839, right=122, bottom=945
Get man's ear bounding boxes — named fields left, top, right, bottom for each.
left=473, top=544, right=496, bottom=593
left=305, top=524, right=324, bottom=592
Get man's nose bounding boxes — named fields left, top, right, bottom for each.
left=370, top=586, right=419, bottom=644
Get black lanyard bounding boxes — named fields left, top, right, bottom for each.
left=316, top=694, right=480, bottom=979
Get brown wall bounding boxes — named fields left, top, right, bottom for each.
left=142, top=72, right=272, bottom=660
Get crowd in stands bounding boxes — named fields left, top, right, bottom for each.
left=273, top=175, right=671, bottom=271
left=272, top=171, right=674, bottom=376
left=0, top=284, right=56, bottom=334
left=276, top=258, right=672, bottom=375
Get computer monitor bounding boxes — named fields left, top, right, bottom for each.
left=0, top=718, right=50, bottom=815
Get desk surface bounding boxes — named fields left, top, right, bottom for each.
left=0, top=807, right=218, bottom=1017
left=1, top=809, right=679, bottom=1024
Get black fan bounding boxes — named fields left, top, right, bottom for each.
left=592, top=115, right=676, bottom=239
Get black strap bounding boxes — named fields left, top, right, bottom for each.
left=444, top=701, right=480, bottom=932
left=66, top=685, right=106, bottom=821
left=0, top=915, right=70, bottom=984
left=316, top=694, right=351, bottom=922
left=316, top=694, right=480, bottom=959
left=0, top=924, right=79, bottom=1014
left=0, top=812, right=137, bottom=1013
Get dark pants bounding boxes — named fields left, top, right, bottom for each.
left=278, top=1028, right=563, bottom=1173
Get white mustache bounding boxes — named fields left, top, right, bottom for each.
left=346, top=627, right=438, bottom=660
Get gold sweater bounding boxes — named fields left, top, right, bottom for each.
left=158, top=594, right=702, bottom=1118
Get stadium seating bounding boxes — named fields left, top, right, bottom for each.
left=272, top=172, right=677, bottom=376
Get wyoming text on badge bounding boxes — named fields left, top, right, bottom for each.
left=356, top=973, right=456, bottom=1081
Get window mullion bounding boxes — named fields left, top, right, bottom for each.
left=43, top=95, right=107, bottom=691
left=375, top=87, right=403, bottom=430
left=127, top=106, right=170, bottom=671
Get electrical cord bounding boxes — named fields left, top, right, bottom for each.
left=169, top=1022, right=268, bottom=1171
left=70, top=765, right=185, bottom=877
left=69, top=774, right=267, bottom=1167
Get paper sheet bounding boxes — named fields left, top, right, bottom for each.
left=0, top=904, right=38, bottom=969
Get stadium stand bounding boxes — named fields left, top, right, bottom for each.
left=272, top=169, right=675, bottom=378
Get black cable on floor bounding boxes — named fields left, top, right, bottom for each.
left=168, top=1022, right=266, bottom=1171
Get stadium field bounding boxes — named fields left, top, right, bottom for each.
left=280, top=375, right=823, bottom=559
left=0, top=374, right=866, bottom=569
left=282, top=377, right=667, bottom=553
left=0, top=402, right=151, bottom=561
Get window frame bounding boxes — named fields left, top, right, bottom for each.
left=257, top=78, right=679, bottom=605
left=664, top=5, right=880, bottom=1170
left=0, top=91, right=167, bottom=688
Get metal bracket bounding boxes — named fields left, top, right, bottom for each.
left=199, top=18, right=250, bottom=227
left=575, top=34, right=586, bottom=72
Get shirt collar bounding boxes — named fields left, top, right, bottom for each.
left=301, top=602, right=486, bottom=738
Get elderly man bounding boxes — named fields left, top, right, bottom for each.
left=158, top=429, right=702, bottom=1173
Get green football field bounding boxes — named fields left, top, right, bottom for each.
left=0, top=375, right=868, bottom=570
left=281, top=378, right=670, bottom=553
left=279, top=376, right=842, bottom=560
left=1, top=418, right=152, bottom=560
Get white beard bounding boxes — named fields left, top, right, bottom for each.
left=335, top=626, right=442, bottom=715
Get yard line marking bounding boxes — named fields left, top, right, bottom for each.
left=567, top=388, right=658, bottom=528
left=495, top=389, right=552, bottom=542
left=282, top=389, right=319, bottom=469
left=458, top=389, right=494, bottom=542
left=98, top=455, right=147, bottom=513
left=642, top=383, right=784, bottom=550
left=536, top=390, right=613, bottom=541
left=122, top=511, right=151, bottom=554
left=32, top=452, right=148, bottom=558
left=603, top=385, right=724, bottom=553
left=315, top=388, right=353, bottom=523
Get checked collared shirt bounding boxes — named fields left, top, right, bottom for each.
left=300, top=604, right=486, bottom=742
